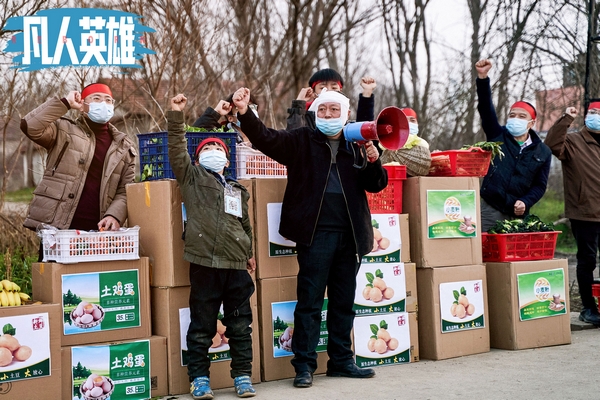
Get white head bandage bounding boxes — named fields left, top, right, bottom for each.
left=308, top=89, right=350, bottom=125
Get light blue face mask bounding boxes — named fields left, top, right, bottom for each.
left=316, top=117, right=344, bottom=136
left=86, top=102, right=114, bottom=124
left=199, top=150, right=228, bottom=172
left=409, top=122, right=419, bottom=136
left=585, top=114, right=600, bottom=131
left=506, top=118, right=529, bottom=137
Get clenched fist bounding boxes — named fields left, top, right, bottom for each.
left=565, top=107, right=577, bottom=118
left=296, top=87, right=314, bottom=102
left=171, top=94, right=187, bottom=111
left=360, top=76, right=377, bottom=98
left=232, top=88, right=251, bottom=115
left=214, top=100, right=232, bottom=116
left=475, top=59, right=493, bottom=79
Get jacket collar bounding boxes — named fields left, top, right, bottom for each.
left=581, top=127, right=600, bottom=145
left=310, top=129, right=353, bottom=153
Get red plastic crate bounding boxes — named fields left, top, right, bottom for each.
left=481, top=231, right=560, bottom=262
left=592, top=284, right=600, bottom=298
left=428, top=149, right=492, bottom=177
left=367, top=165, right=407, bottom=214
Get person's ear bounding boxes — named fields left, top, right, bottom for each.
left=528, top=119, right=536, bottom=129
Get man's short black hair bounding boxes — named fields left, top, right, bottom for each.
left=308, top=68, right=344, bottom=89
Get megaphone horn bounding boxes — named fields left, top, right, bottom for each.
left=343, top=106, right=410, bottom=168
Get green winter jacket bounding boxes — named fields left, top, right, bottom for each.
left=167, top=110, right=252, bottom=269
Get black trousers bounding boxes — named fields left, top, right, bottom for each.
left=570, top=219, right=600, bottom=310
left=187, top=264, right=255, bottom=380
left=291, top=230, right=360, bottom=373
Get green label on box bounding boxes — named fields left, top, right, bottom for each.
left=354, top=263, right=407, bottom=315
left=517, top=268, right=566, bottom=321
left=267, top=203, right=297, bottom=257
left=427, top=190, right=477, bottom=239
left=71, top=340, right=150, bottom=400
left=271, top=299, right=328, bottom=358
left=0, top=312, right=51, bottom=382
left=62, top=270, right=141, bottom=335
left=180, top=306, right=231, bottom=366
left=439, top=280, right=485, bottom=333
left=362, top=214, right=402, bottom=264
left=353, top=313, right=411, bottom=368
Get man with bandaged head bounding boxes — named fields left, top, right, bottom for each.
left=20, top=83, right=137, bottom=260
left=475, top=59, right=552, bottom=231
left=232, top=87, right=387, bottom=388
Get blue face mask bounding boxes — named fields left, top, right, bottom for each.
left=506, top=118, right=529, bottom=137
left=316, top=117, right=344, bottom=136
left=585, top=114, right=600, bottom=131
left=86, top=102, right=114, bottom=124
left=199, top=150, right=228, bottom=172
left=409, top=122, right=419, bottom=136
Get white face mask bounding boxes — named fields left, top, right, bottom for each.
left=199, top=150, right=228, bottom=172
left=409, top=122, right=419, bottom=136
left=86, top=102, right=114, bottom=124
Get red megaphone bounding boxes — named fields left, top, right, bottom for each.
left=343, top=107, right=409, bottom=150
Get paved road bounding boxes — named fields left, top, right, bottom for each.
left=160, top=326, right=599, bottom=400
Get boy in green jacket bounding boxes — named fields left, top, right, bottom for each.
left=168, top=94, right=257, bottom=399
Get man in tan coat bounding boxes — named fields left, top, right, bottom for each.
left=545, top=104, right=600, bottom=326
left=20, top=83, right=137, bottom=258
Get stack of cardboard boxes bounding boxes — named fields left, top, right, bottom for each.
left=32, top=256, right=167, bottom=399
left=126, top=180, right=261, bottom=395
left=352, top=211, right=419, bottom=369
left=249, top=178, right=330, bottom=381
left=404, top=177, right=491, bottom=360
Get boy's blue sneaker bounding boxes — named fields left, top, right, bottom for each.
left=234, top=375, right=256, bottom=398
left=190, top=376, right=214, bottom=399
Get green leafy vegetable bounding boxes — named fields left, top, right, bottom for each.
left=462, top=141, right=504, bottom=165
left=487, top=214, right=554, bottom=234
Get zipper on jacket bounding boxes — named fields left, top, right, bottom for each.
left=51, top=142, right=69, bottom=176
left=336, top=155, right=361, bottom=264
left=309, top=142, right=334, bottom=245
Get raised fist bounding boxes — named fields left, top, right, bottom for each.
left=296, top=87, right=314, bottom=102
left=232, top=88, right=251, bottom=114
left=475, top=59, right=493, bottom=79
left=360, top=76, right=377, bottom=92
left=565, top=107, right=577, bottom=118
left=214, top=100, right=232, bottom=116
left=66, top=91, right=84, bottom=111
left=171, top=94, right=187, bottom=111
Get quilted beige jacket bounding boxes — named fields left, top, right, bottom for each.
left=21, top=97, right=137, bottom=230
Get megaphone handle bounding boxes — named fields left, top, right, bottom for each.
left=353, top=143, right=368, bottom=170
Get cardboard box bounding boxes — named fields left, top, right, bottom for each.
left=251, top=178, right=299, bottom=279
left=486, top=259, right=571, bottom=350
left=354, top=262, right=417, bottom=315
left=403, top=177, right=482, bottom=268
left=61, top=335, right=167, bottom=399
left=257, top=277, right=329, bottom=381
left=363, top=214, right=402, bottom=264
left=416, top=264, right=490, bottom=360
left=126, top=180, right=255, bottom=287
left=409, top=312, right=419, bottom=362
left=126, top=180, right=189, bottom=287
left=0, top=303, right=61, bottom=398
left=151, top=285, right=260, bottom=395
left=400, top=214, right=411, bottom=262
left=32, top=258, right=152, bottom=347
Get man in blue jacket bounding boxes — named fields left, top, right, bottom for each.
left=475, top=59, right=552, bottom=231
left=233, top=87, right=387, bottom=388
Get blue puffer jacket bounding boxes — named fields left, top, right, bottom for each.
left=476, top=78, right=552, bottom=216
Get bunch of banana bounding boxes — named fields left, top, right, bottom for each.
left=0, top=280, right=31, bottom=307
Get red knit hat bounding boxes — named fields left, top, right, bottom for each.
left=81, top=83, right=113, bottom=100
left=511, top=101, right=536, bottom=119
left=195, top=137, right=230, bottom=158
